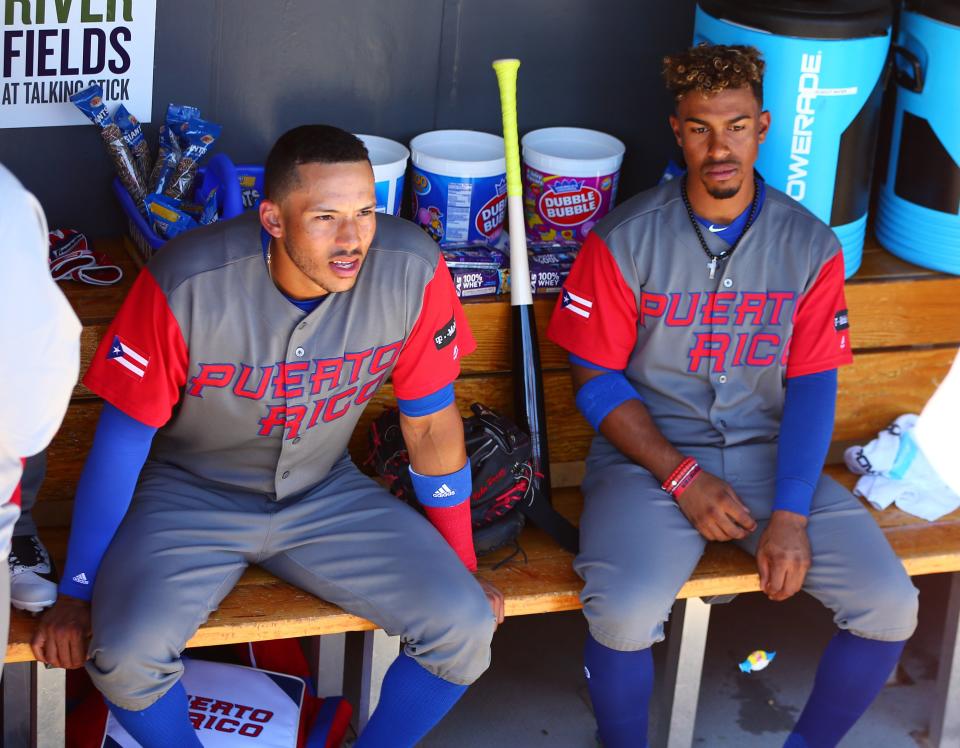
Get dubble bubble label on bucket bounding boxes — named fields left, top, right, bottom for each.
left=524, top=167, right=619, bottom=244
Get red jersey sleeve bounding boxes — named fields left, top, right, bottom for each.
left=546, top=232, right=638, bottom=369
left=391, top=257, right=477, bottom=400
left=785, top=252, right=853, bottom=378
left=82, top=269, right=189, bottom=427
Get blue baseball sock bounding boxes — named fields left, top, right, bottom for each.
left=107, top=681, right=202, bottom=747
left=584, top=632, right=653, bottom=748
left=355, top=651, right=468, bottom=747
left=784, top=630, right=906, bottom=748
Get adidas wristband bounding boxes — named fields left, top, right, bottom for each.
left=410, top=461, right=477, bottom=571
left=409, top=461, right=472, bottom=508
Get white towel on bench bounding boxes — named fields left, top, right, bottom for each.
left=845, top=414, right=960, bottom=522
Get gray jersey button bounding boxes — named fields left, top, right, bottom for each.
left=718, top=374, right=728, bottom=384
left=281, top=470, right=290, bottom=479
left=295, top=347, right=305, bottom=358
left=723, top=278, right=733, bottom=288
left=292, top=437, right=301, bottom=445
left=298, top=322, right=308, bottom=330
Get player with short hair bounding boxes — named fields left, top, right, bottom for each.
left=33, top=125, right=503, bottom=748
left=547, top=45, right=917, bottom=747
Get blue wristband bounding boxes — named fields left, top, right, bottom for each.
left=575, top=371, right=643, bottom=432
left=409, top=460, right=472, bottom=508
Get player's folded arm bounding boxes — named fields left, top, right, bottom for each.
left=389, top=257, right=478, bottom=571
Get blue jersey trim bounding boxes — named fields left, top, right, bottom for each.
left=693, top=178, right=766, bottom=246
left=397, top=383, right=456, bottom=418
left=569, top=353, right=615, bottom=372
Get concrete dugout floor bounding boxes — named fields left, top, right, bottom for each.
left=412, top=574, right=952, bottom=747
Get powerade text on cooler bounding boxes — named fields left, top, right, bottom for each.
left=694, top=0, right=893, bottom=277
left=410, top=130, right=507, bottom=246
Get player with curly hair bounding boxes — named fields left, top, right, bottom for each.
left=548, top=44, right=917, bottom=747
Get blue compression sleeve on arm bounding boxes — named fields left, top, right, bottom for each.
left=774, top=369, right=837, bottom=516
left=396, top=383, right=455, bottom=418
left=59, top=403, right=157, bottom=600
left=575, top=373, right=644, bottom=432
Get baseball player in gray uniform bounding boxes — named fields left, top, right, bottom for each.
left=33, top=125, right=502, bottom=748
left=547, top=46, right=918, bottom=748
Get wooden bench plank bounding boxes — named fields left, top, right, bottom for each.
left=846, top=278, right=960, bottom=349
left=835, top=347, right=957, bottom=441
left=12, top=465, right=960, bottom=664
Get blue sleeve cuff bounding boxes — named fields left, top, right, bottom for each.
left=409, top=460, right=472, bottom=508
left=569, top=353, right=615, bottom=372
left=773, top=477, right=815, bottom=516
left=575, top=371, right=643, bottom=432
left=397, top=383, right=455, bottom=418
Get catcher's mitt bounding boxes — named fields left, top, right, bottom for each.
left=367, top=403, right=533, bottom=559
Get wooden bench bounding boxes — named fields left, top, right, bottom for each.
left=5, top=237, right=960, bottom=747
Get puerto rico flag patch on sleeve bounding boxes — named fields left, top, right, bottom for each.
left=106, top=335, right=150, bottom=379
left=561, top=288, right=593, bottom=319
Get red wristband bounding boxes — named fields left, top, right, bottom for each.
left=661, top=457, right=701, bottom=500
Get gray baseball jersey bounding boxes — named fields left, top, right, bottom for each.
left=84, top=210, right=474, bottom=499
left=547, top=177, right=852, bottom=449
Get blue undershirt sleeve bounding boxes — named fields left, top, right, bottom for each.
left=569, top=353, right=614, bottom=372
left=59, top=403, right=157, bottom=601
left=396, top=382, right=455, bottom=418
left=570, top=354, right=644, bottom=432
left=774, top=369, right=838, bottom=516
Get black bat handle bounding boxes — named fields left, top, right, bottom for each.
left=512, top=303, right=551, bottom=497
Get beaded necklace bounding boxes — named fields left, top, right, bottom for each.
left=680, top=173, right=761, bottom=279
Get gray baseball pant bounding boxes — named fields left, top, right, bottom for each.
left=13, top=450, right=44, bottom=537
left=576, top=440, right=919, bottom=651
left=87, top=454, right=495, bottom=710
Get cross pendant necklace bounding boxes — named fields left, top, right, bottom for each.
left=680, top=173, right=761, bottom=280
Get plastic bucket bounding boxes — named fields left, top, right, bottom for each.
left=875, top=3, right=960, bottom=275
left=521, top=127, right=625, bottom=244
left=695, top=0, right=893, bottom=277
left=356, top=134, right=409, bottom=216
left=409, top=130, right=507, bottom=245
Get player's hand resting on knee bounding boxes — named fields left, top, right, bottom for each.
left=475, top=576, right=505, bottom=627
left=756, top=511, right=811, bottom=601
left=675, top=471, right=757, bottom=541
left=32, top=595, right=91, bottom=669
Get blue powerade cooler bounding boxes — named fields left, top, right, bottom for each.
left=875, top=1, right=960, bottom=275
left=695, top=1, right=893, bottom=277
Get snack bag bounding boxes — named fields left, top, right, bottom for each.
left=147, top=103, right=200, bottom=193
left=70, top=84, right=146, bottom=214
left=163, top=117, right=222, bottom=202
left=145, top=194, right=199, bottom=240
left=114, top=105, right=152, bottom=185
